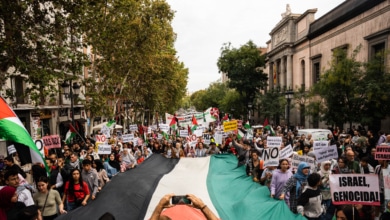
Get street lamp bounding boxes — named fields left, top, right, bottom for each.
left=61, top=80, right=80, bottom=129
left=284, top=88, right=294, bottom=132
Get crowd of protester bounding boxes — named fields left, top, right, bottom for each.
left=0, top=123, right=390, bottom=220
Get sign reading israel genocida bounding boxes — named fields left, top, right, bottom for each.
left=330, top=174, right=380, bottom=206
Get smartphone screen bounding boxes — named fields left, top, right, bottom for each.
left=171, top=195, right=191, bottom=205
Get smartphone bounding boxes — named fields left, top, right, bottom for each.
left=171, top=195, right=191, bottom=205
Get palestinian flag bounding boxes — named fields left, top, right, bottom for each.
left=191, top=115, right=198, bottom=132
left=237, top=129, right=245, bottom=140
left=106, top=119, right=116, bottom=128
left=65, top=124, right=76, bottom=144
left=56, top=154, right=304, bottom=220
left=203, top=107, right=218, bottom=122
left=221, top=113, right=229, bottom=122
left=0, top=97, right=48, bottom=173
left=169, top=115, right=178, bottom=130
left=244, top=120, right=251, bottom=129
left=263, top=118, right=275, bottom=136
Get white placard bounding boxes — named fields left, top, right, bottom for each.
left=193, top=128, right=203, bottom=137
left=180, top=130, right=188, bottom=137
left=314, top=144, right=338, bottom=163
left=132, top=137, right=139, bottom=147
left=159, top=124, right=169, bottom=133
left=261, top=148, right=279, bottom=167
left=95, top=135, right=107, bottom=143
left=129, top=124, right=138, bottom=132
left=330, top=174, right=380, bottom=206
left=279, top=144, right=293, bottom=159
left=203, top=134, right=211, bottom=145
left=214, top=131, right=223, bottom=145
left=266, top=136, right=283, bottom=148
left=97, top=143, right=111, bottom=154
left=157, top=134, right=162, bottom=140
left=101, top=125, right=111, bottom=138
left=291, top=154, right=316, bottom=171
left=7, top=144, right=16, bottom=154
left=122, top=134, right=134, bottom=143
left=313, top=141, right=329, bottom=151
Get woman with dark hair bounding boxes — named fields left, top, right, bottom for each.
left=103, top=153, right=120, bottom=179
left=270, top=159, right=292, bottom=206
left=93, top=159, right=109, bottom=191
left=32, top=163, right=47, bottom=189
left=33, top=176, right=66, bottom=219
left=335, top=205, right=361, bottom=220
left=62, top=168, right=90, bottom=211
left=332, top=157, right=351, bottom=174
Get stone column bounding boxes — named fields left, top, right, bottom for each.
left=280, top=57, right=285, bottom=89
left=269, top=62, right=274, bottom=89
left=287, top=54, right=293, bottom=89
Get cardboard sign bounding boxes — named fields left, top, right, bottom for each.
left=180, top=130, right=189, bottom=137
left=95, top=135, right=107, bottom=143
left=159, top=124, right=169, bottom=133
left=203, top=134, right=211, bottom=145
left=101, top=125, right=111, bottom=138
left=129, top=124, right=138, bottom=132
left=291, top=154, right=316, bottom=171
left=42, top=135, right=61, bottom=149
left=193, top=128, right=203, bottom=137
left=214, top=131, right=223, bottom=145
left=267, top=136, right=282, bottom=148
left=97, top=143, right=111, bottom=154
left=7, top=144, right=16, bottom=154
left=330, top=174, right=380, bottom=206
left=313, top=141, right=329, bottom=151
left=279, top=144, right=293, bottom=159
left=223, top=120, right=237, bottom=132
left=261, top=148, right=279, bottom=167
left=314, top=144, right=338, bottom=163
left=122, top=134, right=134, bottom=143
left=375, top=145, right=390, bottom=160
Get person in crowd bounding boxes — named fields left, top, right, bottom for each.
left=45, top=158, right=63, bottom=194
left=104, top=153, right=120, bottom=179
left=62, top=168, right=90, bottom=211
left=270, top=159, right=292, bottom=206
left=359, top=156, right=374, bottom=174
left=81, top=159, right=99, bottom=200
left=335, top=205, right=361, bottom=220
left=345, top=150, right=360, bottom=173
left=67, top=153, right=82, bottom=170
left=173, top=142, right=185, bottom=158
left=120, top=146, right=137, bottom=169
left=281, top=162, right=310, bottom=213
left=317, top=161, right=333, bottom=220
left=33, top=176, right=66, bottom=220
left=231, top=134, right=251, bottom=167
left=247, top=151, right=264, bottom=182
left=260, top=165, right=277, bottom=188
left=0, top=155, right=5, bottom=171
left=92, top=159, right=110, bottom=192
left=136, top=151, right=145, bottom=164
left=207, top=142, right=220, bottom=155
left=152, top=141, right=164, bottom=154
left=4, top=169, right=35, bottom=206
left=164, top=141, right=175, bottom=158
left=375, top=159, right=388, bottom=218
left=332, top=157, right=351, bottom=174
left=297, top=173, right=323, bottom=220
left=0, top=185, right=29, bottom=220
left=195, top=142, right=207, bottom=157
left=377, top=131, right=386, bottom=146
left=150, top=193, right=219, bottom=220
left=4, top=156, right=27, bottom=178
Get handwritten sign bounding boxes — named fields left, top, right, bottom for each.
left=330, top=174, right=380, bottom=206
left=203, top=134, right=211, bottom=145
left=314, top=144, right=338, bottom=163
left=101, top=125, right=111, bottom=138
left=122, top=134, right=134, bottom=143
left=129, top=124, right=138, bottom=132
left=375, top=145, right=390, bottom=160
left=279, top=144, right=293, bottom=159
left=261, top=148, right=279, bottom=167
left=267, top=136, right=282, bottom=148
left=97, top=143, right=111, bottom=155
left=291, top=154, right=316, bottom=171
left=159, top=124, right=169, bottom=133
left=95, top=135, right=107, bottom=143
left=180, top=130, right=189, bottom=138
left=223, top=120, right=238, bottom=132
left=42, top=135, right=61, bottom=149
left=7, top=144, right=16, bottom=154
left=313, top=141, right=329, bottom=151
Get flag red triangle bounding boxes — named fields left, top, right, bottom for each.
left=192, top=115, right=198, bottom=126
left=263, top=118, right=269, bottom=127
left=0, top=97, right=17, bottom=120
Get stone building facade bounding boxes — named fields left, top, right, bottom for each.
left=265, top=0, right=390, bottom=130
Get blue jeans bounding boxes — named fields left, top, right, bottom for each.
left=66, top=201, right=78, bottom=211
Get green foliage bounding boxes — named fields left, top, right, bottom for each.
left=217, top=40, right=268, bottom=105
left=257, top=90, right=286, bottom=120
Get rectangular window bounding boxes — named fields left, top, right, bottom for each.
left=311, top=54, right=322, bottom=85
left=365, top=29, right=389, bottom=72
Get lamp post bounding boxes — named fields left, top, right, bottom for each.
left=61, top=80, right=80, bottom=129
left=284, top=88, right=294, bottom=132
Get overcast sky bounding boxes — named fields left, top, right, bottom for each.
left=165, top=0, right=346, bottom=93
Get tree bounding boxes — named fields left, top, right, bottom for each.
left=217, top=40, right=268, bottom=109
left=257, top=89, right=286, bottom=125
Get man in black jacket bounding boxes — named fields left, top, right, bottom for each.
left=4, top=155, right=26, bottom=178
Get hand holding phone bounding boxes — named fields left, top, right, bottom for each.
left=171, top=195, right=192, bottom=205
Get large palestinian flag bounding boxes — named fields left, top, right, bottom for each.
left=56, top=154, right=305, bottom=220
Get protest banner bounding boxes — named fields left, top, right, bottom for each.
left=129, top=124, right=138, bottom=132
left=122, top=134, right=134, bottom=143
left=193, top=128, right=203, bottom=137
left=223, top=120, right=238, bottom=132
left=159, top=124, right=169, bottom=133
left=330, top=174, right=380, bottom=206
left=279, top=144, right=293, bottom=159
left=95, top=135, right=107, bottom=143
left=157, top=134, right=162, bottom=140
left=314, top=144, right=338, bottom=163
left=180, top=130, right=189, bottom=138
left=291, top=154, right=316, bottom=171
left=7, top=144, right=16, bottom=154
left=375, top=145, right=390, bottom=160
left=382, top=166, right=390, bottom=201
left=97, top=143, right=112, bottom=155
left=186, top=134, right=198, bottom=147
left=203, top=134, right=211, bottom=145
left=214, top=131, right=223, bottom=145
left=42, top=135, right=61, bottom=149
left=101, top=125, right=111, bottom=138
left=266, top=136, right=282, bottom=148
left=261, top=148, right=279, bottom=167
left=313, top=141, right=329, bottom=151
